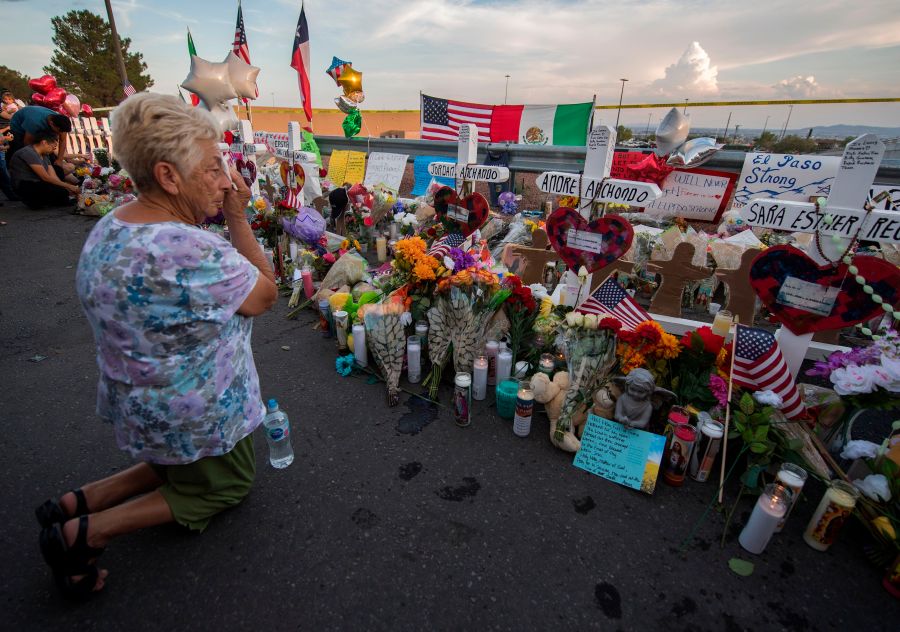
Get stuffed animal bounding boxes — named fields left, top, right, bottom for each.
left=530, top=371, right=587, bottom=453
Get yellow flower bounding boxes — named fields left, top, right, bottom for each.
left=872, top=516, right=896, bottom=540
left=539, top=297, right=553, bottom=318
left=413, top=262, right=436, bottom=281
left=254, top=198, right=267, bottom=211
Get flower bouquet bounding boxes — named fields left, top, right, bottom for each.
left=554, top=312, right=619, bottom=444
left=806, top=332, right=900, bottom=411
left=364, top=302, right=407, bottom=406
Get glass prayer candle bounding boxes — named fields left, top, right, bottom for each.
left=318, top=299, right=332, bottom=338
left=739, top=483, right=792, bottom=555
left=711, top=309, right=733, bottom=337
left=333, top=310, right=349, bottom=351
left=513, top=380, right=534, bottom=437
left=775, top=463, right=808, bottom=532
left=496, top=348, right=513, bottom=384
left=472, top=355, right=488, bottom=400
left=376, top=236, right=387, bottom=262
left=389, top=222, right=399, bottom=241
left=485, top=340, right=500, bottom=386
left=301, top=265, right=315, bottom=299
left=539, top=353, right=556, bottom=376
left=803, top=480, right=859, bottom=551
left=352, top=323, right=367, bottom=367
left=407, top=336, right=422, bottom=383
left=453, top=372, right=472, bottom=427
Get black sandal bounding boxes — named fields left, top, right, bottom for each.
left=35, top=489, right=89, bottom=528
left=39, top=516, right=106, bottom=600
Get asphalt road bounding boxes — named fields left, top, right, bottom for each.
left=1, top=203, right=896, bottom=631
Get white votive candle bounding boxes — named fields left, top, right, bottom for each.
left=472, top=355, right=488, bottom=400
left=775, top=463, right=808, bottom=533
left=376, top=236, right=387, bottom=262
left=352, top=323, right=367, bottom=367
left=803, top=480, right=859, bottom=551
left=496, top=348, right=513, bottom=384
left=407, top=336, right=422, bottom=383
left=739, top=484, right=790, bottom=554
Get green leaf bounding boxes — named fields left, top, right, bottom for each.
left=750, top=442, right=770, bottom=454
left=739, top=393, right=755, bottom=415
left=728, top=558, right=755, bottom=577
left=786, top=438, right=804, bottom=452
left=754, top=425, right=770, bottom=441
left=733, top=411, right=748, bottom=426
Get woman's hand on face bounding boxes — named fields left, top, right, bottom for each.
left=222, top=166, right=252, bottom=221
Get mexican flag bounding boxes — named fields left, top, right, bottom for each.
left=490, top=102, right=593, bottom=146
left=187, top=29, right=200, bottom=106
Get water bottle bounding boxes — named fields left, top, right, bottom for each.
left=263, top=399, right=294, bottom=468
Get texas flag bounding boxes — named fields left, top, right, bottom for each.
left=490, top=102, right=593, bottom=146
left=290, top=3, right=313, bottom=129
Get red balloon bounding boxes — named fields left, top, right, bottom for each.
left=80, top=103, right=94, bottom=117
left=42, top=87, right=67, bottom=108
left=28, top=74, right=57, bottom=95
left=31, top=92, right=46, bottom=106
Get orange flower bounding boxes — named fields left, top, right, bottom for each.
left=413, top=261, right=436, bottom=281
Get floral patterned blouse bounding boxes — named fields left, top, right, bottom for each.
left=76, top=213, right=264, bottom=464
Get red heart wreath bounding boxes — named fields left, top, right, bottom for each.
left=545, top=207, right=634, bottom=272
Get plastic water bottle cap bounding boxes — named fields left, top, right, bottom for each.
left=267, top=398, right=278, bottom=411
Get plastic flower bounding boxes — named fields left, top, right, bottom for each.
left=413, top=261, right=436, bottom=281
left=854, top=474, right=892, bottom=502
left=831, top=364, right=877, bottom=395
left=840, top=439, right=881, bottom=460
left=752, top=390, right=783, bottom=408
left=335, top=353, right=355, bottom=377
left=709, top=374, right=728, bottom=407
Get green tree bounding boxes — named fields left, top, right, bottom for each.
left=772, top=135, right=818, bottom=154
left=44, top=10, right=153, bottom=107
left=0, top=66, right=31, bottom=98
left=754, top=131, right=777, bottom=150
left=616, top=125, right=633, bottom=142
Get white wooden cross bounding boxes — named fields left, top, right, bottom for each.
left=535, top=124, right=662, bottom=218
left=739, top=134, right=894, bottom=376
left=534, top=124, right=663, bottom=305
left=426, top=123, right=509, bottom=196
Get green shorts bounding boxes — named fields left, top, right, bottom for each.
left=151, top=433, right=256, bottom=532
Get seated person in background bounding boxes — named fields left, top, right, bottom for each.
left=9, top=131, right=79, bottom=209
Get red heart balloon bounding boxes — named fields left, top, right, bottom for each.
left=31, top=92, right=46, bottom=106
left=432, top=186, right=489, bottom=237
left=28, top=74, right=57, bottom=94
left=80, top=103, right=94, bottom=117
left=43, top=87, right=67, bottom=108
left=749, top=245, right=900, bottom=334
left=545, top=207, right=635, bottom=273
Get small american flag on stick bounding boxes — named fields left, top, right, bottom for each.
left=122, top=80, right=137, bottom=98
left=576, top=276, right=650, bottom=331
left=427, top=232, right=468, bottom=258
left=732, top=325, right=805, bottom=419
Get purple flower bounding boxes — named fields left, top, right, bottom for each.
left=170, top=392, right=206, bottom=418
left=282, top=207, right=325, bottom=243
left=447, top=248, right=475, bottom=271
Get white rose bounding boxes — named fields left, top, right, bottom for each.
left=830, top=365, right=876, bottom=395
left=565, top=311, right=583, bottom=328
left=443, top=256, right=455, bottom=271
left=752, top=390, right=783, bottom=409
left=403, top=214, right=417, bottom=226
left=582, top=314, right=599, bottom=330
left=853, top=474, right=892, bottom=502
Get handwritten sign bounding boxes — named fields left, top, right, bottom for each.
left=740, top=199, right=900, bottom=243
left=328, top=150, right=367, bottom=186
left=411, top=155, right=454, bottom=196
left=732, top=152, right=840, bottom=208
left=777, top=276, right=840, bottom=316
left=536, top=171, right=660, bottom=205
left=567, top=229, right=607, bottom=254
left=573, top=414, right=666, bottom=494
left=642, top=168, right=737, bottom=222
left=363, top=152, right=408, bottom=195
left=610, top=151, right=646, bottom=179
left=427, top=162, right=510, bottom=182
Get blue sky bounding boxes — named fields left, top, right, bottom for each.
left=4, top=0, right=899, bottom=130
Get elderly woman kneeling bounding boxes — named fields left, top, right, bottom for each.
left=36, top=93, right=277, bottom=599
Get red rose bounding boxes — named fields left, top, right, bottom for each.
left=319, top=167, right=327, bottom=178
left=681, top=326, right=724, bottom=355
left=599, top=317, right=622, bottom=333
left=91, top=166, right=101, bottom=178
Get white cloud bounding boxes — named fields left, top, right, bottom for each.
left=650, top=42, right=719, bottom=96
left=774, top=75, right=819, bottom=98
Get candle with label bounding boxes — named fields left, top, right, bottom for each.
left=407, top=336, right=422, bottom=383
left=739, top=483, right=791, bottom=554
left=539, top=353, right=556, bottom=376
left=803, top=480, right=859, bottom=551
left=485, top=340, right=500, bottom=385
left=513, top=381, right=534, bottom=437
left=453, top=372, right=472, bottom=427
left=472, top=355, right=488, bottom=400
left=775, top=463, right=808, bottom=532
left=333, top=310, right=349, bottom=351
left=352, top=323, right=367, bottom=367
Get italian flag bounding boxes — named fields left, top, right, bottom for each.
left=490, top=102, right=593, bottom=146
left=187, top=29, right=200, bottom=106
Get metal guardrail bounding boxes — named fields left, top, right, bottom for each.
left=312, top=135, right=900, bottom=184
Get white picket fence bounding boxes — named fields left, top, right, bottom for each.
left=66, top=116, right=114, bottom=157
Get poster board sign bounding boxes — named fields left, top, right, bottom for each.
left=328, top=150, right=367, bottom=186
left=573, top=414, right=666, bottom=494
left=610, top=151, right=646, bottom=179
left=363, top=152, right=408, bottom=195
left=731, top=152, right=840, bottom=208
left=411, top=155, right=454, bottom=196
left=642, top=167, right=737, bottom=223
left=869, top=184, right=900, bottom=212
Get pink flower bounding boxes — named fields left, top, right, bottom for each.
left=709, top=374, right=728, bottom=407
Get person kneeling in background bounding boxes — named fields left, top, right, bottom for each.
left=9, top=131, right=79, bottom=209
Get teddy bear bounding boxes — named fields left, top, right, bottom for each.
left=530, top=371, right=588, bottom=453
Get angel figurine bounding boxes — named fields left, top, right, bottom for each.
left=612, top=368, right=676, bottom=430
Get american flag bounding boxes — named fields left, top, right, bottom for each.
left=576, top=276, right=650, bottom=331
left=427, top=232, right=467, bottom=258
left=122, top=80, right=136, bottom=98
left=421, top=94, right=492, bottom=142
left=732, top=325, right=805, bottom=419
left=233, top=1, right=251, bottom=64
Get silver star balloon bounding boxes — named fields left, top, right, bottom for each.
left=181, top=55, right=239, bottom=106
left=225, top=52, right=260, bottom=100
left=654, top=107, right=691, bottom=156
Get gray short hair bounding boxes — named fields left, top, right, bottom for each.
left=111, top=93, right=220, bottom=192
